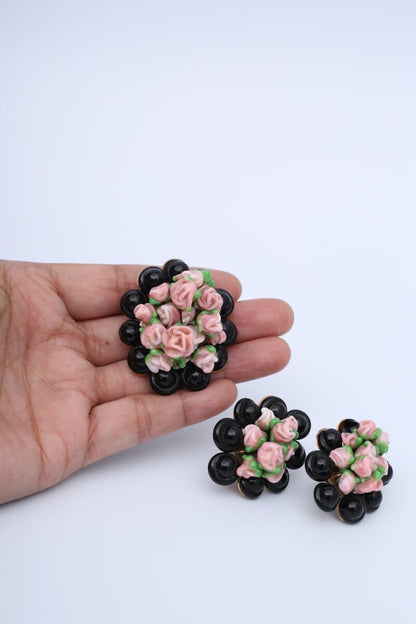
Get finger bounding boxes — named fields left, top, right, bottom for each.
left=93, top=336, right=290, bottom=404
left=84, top=379, right=238, bottom=466
left=81, top=299, right=293, bottom=366
left=49, top=263, right=242, bottom=321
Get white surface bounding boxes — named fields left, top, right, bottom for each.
left=1, top=2, right=415, bottom=622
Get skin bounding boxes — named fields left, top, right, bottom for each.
left=0, top=260, right=294, bottom=504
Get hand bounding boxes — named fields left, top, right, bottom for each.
left=0, top=260, right=293, bottom=504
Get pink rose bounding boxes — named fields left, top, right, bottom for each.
left=197, top=285, right=223, bottom=312
left=149, top=282, right=170, bottom=303
left=140, top=323, right=164, bottom=350
left=157, top=303, right=181, bottom=327
left=338, top=471, right=356, bottom=495
left=375, top=456, right=389, bottom=474
left=272, top=416, right=298, bottom=443
left=257, top=442, right=284, bottom=472
left=162, top=325, right=196, bottom=359
left=197, top=312, right=223, bottom=336
left=145, top=350, right=173, bottom=373
left=243, top=424, right=265, bottom=449
left=266, top=470, right=285, bottom=484
left=192, top=347, right=218, bottom=373
left=255, top=407, right=275, bottom=431
left=181, top=308, right=196, bottom=324
left=329, top=447, right=352, bottom=470
left=174, top=270, right=204, bottom=287
left=207, top=329, right=227, bottom=346
left=191, top=326, right=205, bottom=346
left=134, top=303, right=155, bottom=325
left=341, top=432, right=359, bottom=449
left=351, top=456, right=374, bottom=479
left=375, top=430, right=390, bottom=453
left=236, top=460, right=257, bottom=479
left=170, top=280, right=197, bottom=310
left=284, top=445, right=295, bottom=461
left=354, top=477, right=383, bottom=494
left=355, top=443, right=377, bottom=458
left=357, top=420, right=377, bottom=438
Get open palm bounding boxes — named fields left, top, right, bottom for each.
left=0, top=260, right=293, bottom=504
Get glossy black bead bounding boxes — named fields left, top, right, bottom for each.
left=233, top=398, right=261, bottom=427
left=287, top=409, right=311, bottom=439
left=120, top=289, right=147, bottom=318
left=163, top=259, right=189, bottom=282
left=216, top=288, right=235, bottom=317
left=338, top=419, right=360, bottom=434
left=127, top=346, right=149, bottom=374
left=180, top=362, right=211, bottom=391
left=213, top=418, right=244, bottom=452
left=338, top=493, right=366, bottom=524
left=364, top=490, right=383, bottom=513
left=150, top=370, right=180, bottom=395
left=260, top=396, right=287, bottom=419
left=264, top=470, right=290, bottom=493
left=208, top=452, right=239, bottom=486
left=382, top=463, right=393, bottom=485
left=213, top=344, right=228, bottom=371
left=313, top=483, right=340, bottom=512
left=119, top=320, right=142, bottom=346
left=138, top=266, right=166, bottom=293
left=317, top=428, right=342, bottom=454
left=285, top=443, right=306, bottom=469
left=238, top=477, right=264, bottom=499
left=221, top=319, right=238, bottom=345
left=305, top=450, right=335, bottom=481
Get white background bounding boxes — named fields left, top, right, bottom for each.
left=1, top=2, right=415, bottom=622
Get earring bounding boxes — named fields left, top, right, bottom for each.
left=208, top=396, right=311, bottom=498
left=305, top=419, right=393, bottom=523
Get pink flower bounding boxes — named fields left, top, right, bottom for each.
left=375, top=430, right=390, bottom=453
left=243, top=424, right=265, bottom=449
left=236, top=460, right=257, bottom=479
left=272, top=416, right=298, bottom=443
left=257, top=442, right=284, bottom=472
left=354, top=477, right=383, bottom=495
left=207, top=329, right=227, bottom=346
left=197, top=285, right=223, bottom=312
left=197, top=312, right=223, bottom=336
left=338, top=471, right=356, bottom=495
left=134, top=303, right=155, bottom=325
left=375, top=456, right=389, bottom=474
left=170, top=280, right=197, bottom=310
left=355, top=443, right=377, bottom=459
left=181, top=308, right=196, bottom=324
left=149, top=282, right=170, bottom=303
left=341, top=432, right=360, bottom=449
left=162, top=325, right=196, bottom=359
left=329, top=447, right=352, bottom=470
left=140, top=323, right=164, bottom=350
left=284, top=445, right=295, bottom=461
left=157, top=303, right=181, bottom=327
left=266, top=470, right=285, bottom=484
left=174, top=270, right=204, bottom=287
left=255, top=407, right=275, bottom=431
left=357, top=420, right=377, bottom=438
left=192, top=347, right=218, bottom=373
left=191, top=326, right=205, bottom=346
left=145, top=350, right=173, bottom=373
left=351, top=456, right=374, bottom=479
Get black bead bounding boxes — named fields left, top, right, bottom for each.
left=233, top=398, right=261, bottom=427
left=163, top=259, right=189, bottom=282
left=213, top=344, right=228, bottom=371
left=260, top=396, right=287, bottom=419
left=221, top=319, right=238, bottom=345
left=120, top=289, right=147, bottom=318
left=119, top=320, right=142, bottom=346
left=127, top=346, right=149, bottom=374
left=338, top=419, right=360, bottom=434
left=313, top=483, right=340, bottom=512
left=216, top=288, right=235, bottom=317
left=338, top=494, right=366, bottom=524
left=213, top=418, right=244, bottom=452
left=287, top=409, right=311, bottom=439
left=305, top=450, right=335, bottom=481
left=150, top=370, right=180, bottom=395
left=364, top=490, right=383, bottom=512
left=317, top=428, right=342, bottom=454
left=238, top=477, right=264, bottom=499
left=208, top=452, right=239, bottom=486
left=180, top=362, right=211, bottom=391
left=285, top=443, right=306, bottom=469
left=264, top=470, right=290, bottom=493
left=382, top=463, right=393, bottom=485
left=138, top=266, right=166, bottom=294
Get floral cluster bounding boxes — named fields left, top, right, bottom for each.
left=237, top=408, right=300, bottom=485
left=134, top=269, right=225, bottom=374
left=330, top=420, right=390, bottom=495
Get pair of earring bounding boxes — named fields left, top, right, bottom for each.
left=208, top=396, right=393, bottom=524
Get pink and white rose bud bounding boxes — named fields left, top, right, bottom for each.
left=284, top=445, right=295, bottom=461
left=236, top=460, right=257, bottom=479
left=181, top=308, right=196, bottom=325
left=354, top=477, right=383, bottom=494
left=197, top=312, right=223, bottom=336
left=255, top=407, right=275, bottom=431
left=257, top=442, right=284, bottom=472
left=266, top=470, right=285, bottom=484
left=140, top=323, right=164, bottom=350
left=149, top=282, right=170, bottom=303
left=355, top=443, right=377, bottom=459
left=145, top=350, right=173, bottom=373
left=243, top=424, right=265, bottom=449
left=174, top=270, right=204, bottom=287
left=192, top=347, right=218, bottom=373
left=329, top=447, right=352, bottom=470
left=191, top=326, right=205, bottom=347
left=197, top=285, right=223, bottom=312
left=375, top=456, right=389, bottom=474
left=357, top=420, right=377, bottom=438
left=207, top=329, right=227, bottom=346
left=162, top=325, right=196, bottom=359
left=170, top=279, right=197, bottom=310
left=134, top=303, right=155, bottom=325
left=352, top=456, right=374, bottom=479
left=375, top=430, right=390, bottom=450
left=157, top=303, right=181, bottom=327
left=272, top=416, right=298, bottom=443
left=341, top=432, right=359, bottom=449
left=338, top=471, right=356, bottom=495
